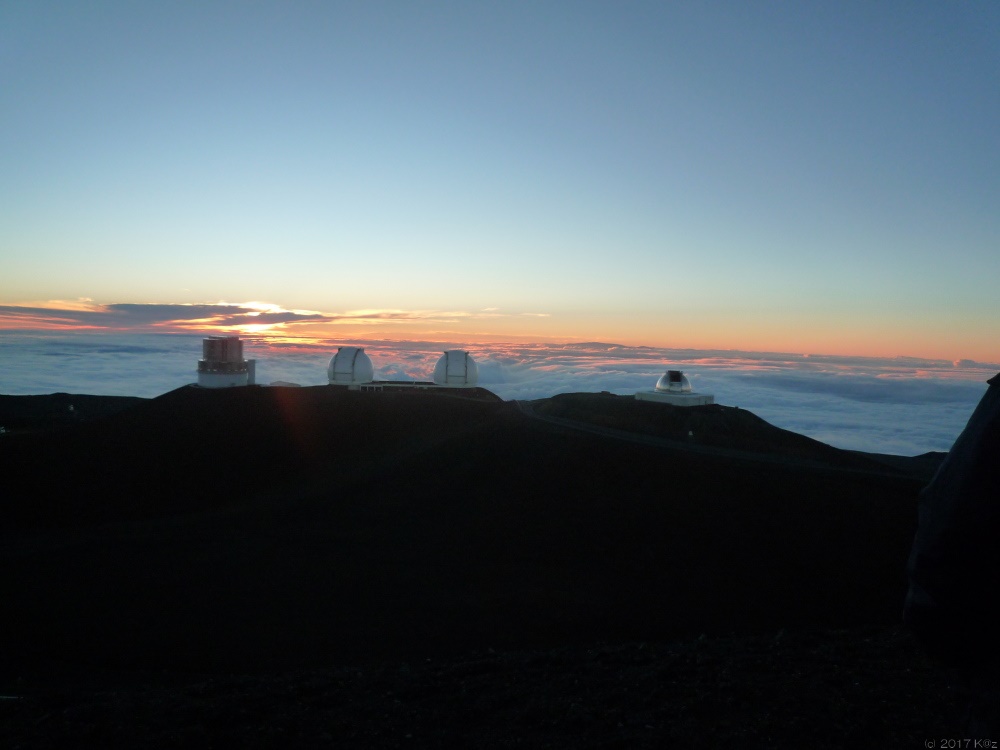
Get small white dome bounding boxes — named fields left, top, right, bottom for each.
left=655, top=370, right=692, bottom=393
left=328, top=347, right=375, bottom=385
left=433, top=351, right=478, bottom=386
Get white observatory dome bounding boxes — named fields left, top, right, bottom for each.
left=328, top=347, right=375, bottom=385
left=655, top=370, right=693, bottom=393
left=433, top=350, right=478, bottom=387
left=636, top=367, right=713, bottom=406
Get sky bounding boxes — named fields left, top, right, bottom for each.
left=1, top=3, right=998, bottom=454
left=1, top=1, right=997, bottom=360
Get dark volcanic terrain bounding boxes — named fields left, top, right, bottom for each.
left=0, top=386, right=957, bottom=746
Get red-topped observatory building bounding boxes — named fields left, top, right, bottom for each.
left=197, top=335, right=256, bottom=388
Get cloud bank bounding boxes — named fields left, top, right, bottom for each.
left=2, top=331, right=995, bottom=456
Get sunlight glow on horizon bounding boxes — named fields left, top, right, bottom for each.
left=1, top=298, right=997, bottom=365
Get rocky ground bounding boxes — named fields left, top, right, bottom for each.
left=0, top=627, right=963, bottom=749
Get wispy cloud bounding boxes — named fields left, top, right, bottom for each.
left=0, top=300, right=545, bottom=335
left=0, top=300, right=327, bottom=331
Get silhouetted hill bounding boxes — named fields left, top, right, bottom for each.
left=0, top=386, right=946, bottom=745
left=2, top=385, right=511, bottom=527
left=0, top=392, right=145, bottom=433
left=533, top=392, right=903, bottom=472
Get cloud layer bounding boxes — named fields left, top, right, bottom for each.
left=2, top=331, right=995, bottom=457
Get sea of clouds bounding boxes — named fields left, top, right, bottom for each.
left=2, top=331, right=996, bottom=457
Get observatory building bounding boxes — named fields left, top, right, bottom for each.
left=327, top=346, right=376, bottom=386
left=327, top=347, right=482, bottom=392
left=635, top=369, right=714, bottom=406
left=197, top=336, right=255, bottom=388
left=433, top=350, right=479, bottom=387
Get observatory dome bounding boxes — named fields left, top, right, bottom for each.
left=328, top=347, right=375, bottom=385
left=655, top=370, right=693, bottom=393
left=433, top=351, right=478, bottom=387
left=636, top=368, right=713, bottom=406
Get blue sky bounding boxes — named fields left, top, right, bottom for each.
left=2, top=1, right=998, bottom=360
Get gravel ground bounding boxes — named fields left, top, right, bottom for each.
left=0, top=627, right=968, bottom=749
